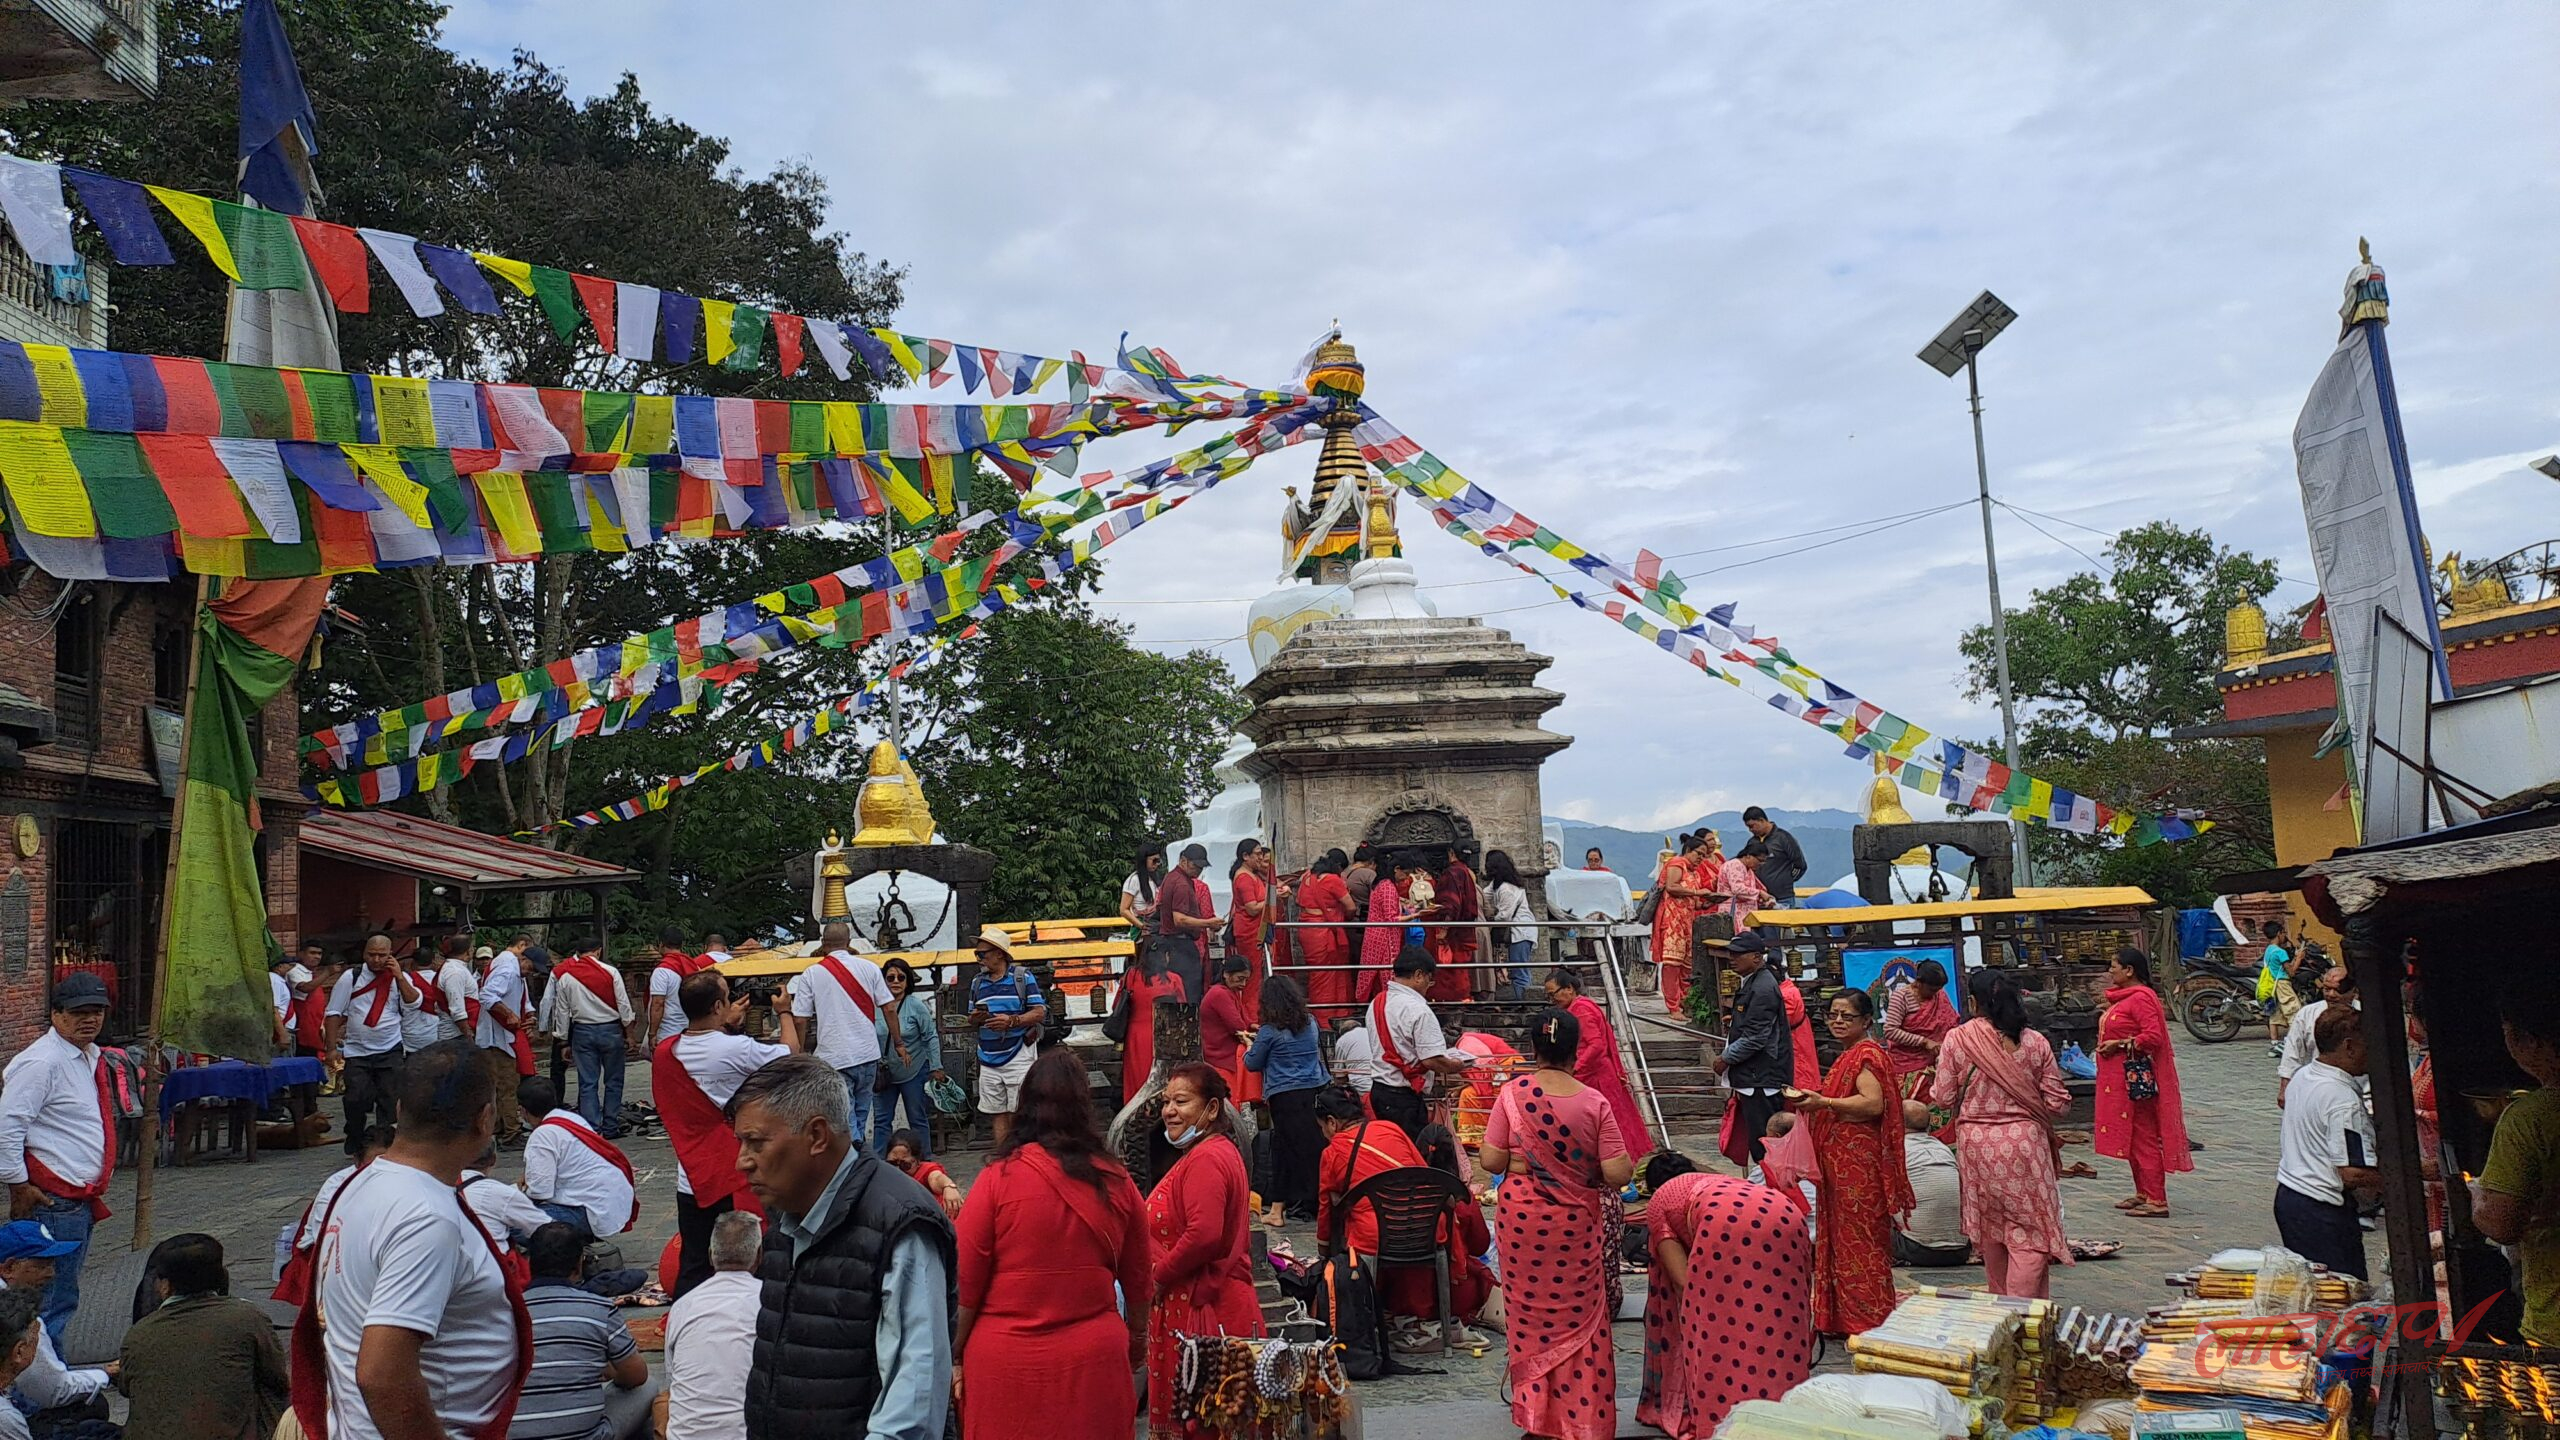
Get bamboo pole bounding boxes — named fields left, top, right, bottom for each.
left=132, top=572, right=212, bottom=1250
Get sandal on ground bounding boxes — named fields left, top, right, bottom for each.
left=2058, top=1161, right=2098, bottom=1178
left=2114, top=1196, right=2145, bottom=1210
left=2126, top=1202, right=2170, bottom=1218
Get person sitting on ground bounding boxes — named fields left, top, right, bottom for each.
left=274, top=1124, right=395, bottom=1305
left=461, top=1138, right=555, bottom=1256
left=521, top=1078, right=637, bottom=1243
left=117, top=1233, right=285, bottom=1440
left=881, top=1131, right=963, bottom=1220
left=0, top=1221, right=109, bottom=1428
left=662, top=1211, right=762, bottom=1440
left=1312, top=1087, right=1494, bottom=1325
left=514, top=1223, right=655, bottom=1440
left=0, top=1289, right=44, bottom=1440
left=1892, top=1101, right=1968, bottom=1267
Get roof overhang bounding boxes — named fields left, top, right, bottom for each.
left=300, top=810, right=639, bottom=893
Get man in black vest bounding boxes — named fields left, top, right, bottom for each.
left=1713, top=931, right=1796, bottom=1163
left=729, top=1055, right=954, bottom=1440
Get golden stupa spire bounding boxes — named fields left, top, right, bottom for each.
left=1292, top=330, right=1375, bottom=582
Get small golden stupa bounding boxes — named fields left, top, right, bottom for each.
left=1864, top=754, right=1930, bottom=866
left=853, top=741, right=937, bottom=846
left=816, top=829, right=854, bottom=920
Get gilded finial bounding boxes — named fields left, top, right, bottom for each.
left=2225, top=602, right=2268, bottom=667
left=2358, top=236, right=2372, bottom=265
left=1363, top=479, right=1401, bottom=560
left=853, top=740, right=937, bottom=846
left=816, top=828, right=853, bottom=921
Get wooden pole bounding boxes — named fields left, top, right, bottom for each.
left=132, top=573, right=212, bottom=1250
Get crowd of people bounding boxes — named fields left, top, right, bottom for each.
left=11, top=837, right=2533, bottom=1440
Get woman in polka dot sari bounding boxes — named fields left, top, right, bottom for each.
left=1479, top=1008, right=1635, bottom=1440
left=1635, top=1152, right=1814, bottom=1439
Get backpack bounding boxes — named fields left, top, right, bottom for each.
left=1312, top=1119, right=1394, bottom=1380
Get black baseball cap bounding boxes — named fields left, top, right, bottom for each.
left=49, top=973, right=109, bottom=1011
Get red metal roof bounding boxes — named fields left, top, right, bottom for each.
left=300, top=810, right=639, bottom=892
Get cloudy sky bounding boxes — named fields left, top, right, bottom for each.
left=446, top=1, right=2559, bottom=830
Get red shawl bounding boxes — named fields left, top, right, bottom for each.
left=647, top=1036, right=765, bottom=1216
left=535, top=1116, right=639, bottom=1232
left=550, top=955, right=620, bottom=1009
left=2095, top=984, right=2191, bottom=1173
left=1779, top=979, right=1821, bottom=1092
left=1811, top=1039, right=1913, bottom=1215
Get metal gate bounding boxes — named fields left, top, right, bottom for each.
left=50, top=819, right=163, bottom=1040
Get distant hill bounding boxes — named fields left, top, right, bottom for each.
left=1550, top=808, right=1863, bottom=889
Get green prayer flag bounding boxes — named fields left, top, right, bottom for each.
left=242, top=486, right=320, bottom=578
left=207, top=363, right=296, bottom=440
left=528, top=266, right=583, bottom=341
left=395, top=447, right=472, bottom=532
left=788, top=402, right=828, bottom=455
left=581, top=391, right=634, bottom=454
left=726, top=306, right=767, bottom=371
left=300, top=371, right=359, bottom=443
left=210, top=200, right=307, bottom=291
left=63, top=430, right=176, bottom=538
left=522, top=473, right=592, bottom=553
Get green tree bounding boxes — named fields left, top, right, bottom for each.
left=1955, top=522, right=2283, bottom=904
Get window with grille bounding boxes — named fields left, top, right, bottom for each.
left=52, top=587, right=99, bottom=747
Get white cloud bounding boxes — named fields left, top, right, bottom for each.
left=442, top=0, right=2560, bottom=826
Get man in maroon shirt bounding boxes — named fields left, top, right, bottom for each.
left=1154, top=843, right=1223, bottom=1002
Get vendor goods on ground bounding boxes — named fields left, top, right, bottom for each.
left=2129, top=1338, right=2347, bottom=1440
left=1846, top=1292, right=2025, bottom=1432
left=1169, top=1333, right=1355, bottom=1439
left=1717, top=1397, right=1950, bottom=1440
left=2053, top=1306, right=2145, bottom=1403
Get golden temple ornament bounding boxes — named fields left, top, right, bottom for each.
left=853, top=741, right=937, bottom=847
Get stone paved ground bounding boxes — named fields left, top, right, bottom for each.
left=78, top=1023, right=2367, bottom=1439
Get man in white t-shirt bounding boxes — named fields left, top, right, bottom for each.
left=422, top=937, right=476, bottom=1048
left=458, top=1138, right=554, bottom=1253
left=325, top=932, right=420, bottom=1158
left=519, top=1076, right=635, bottom=1241
left=308, top=1038, right=523, bottom=1440
left=657, top=971, right=789, bottom=1297
left=1363, top=949, right=1470, bottom=1141
left=270, top=954, right=297, bottom=1052
left=2274, top=1006, right=2378, bottom=1282
left=1330, top=1016, right=1376, bottom=1097
left=662, top=1210, right=763, bottom=1440
left=646, top=928, right=706, bottom=1048
left=781, top=923, right=893, bottom=1149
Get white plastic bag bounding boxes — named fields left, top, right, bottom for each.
left=2251, top=1245, right=2316, bottom=1316
left=1783, top=1373, right=1971, bottom=1438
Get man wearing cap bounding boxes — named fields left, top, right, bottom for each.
left=0, top=1219, right=111, bottom=1420
left=0, top=974, right=116, bottom=1343
left=1712, top=932, right=1795, bottom=1164
left=781, top=922, right=894, bottom=1146
left=966, top=931, right=1046, bottom=1148
left=1154, top=843, right=1222, bottom=1003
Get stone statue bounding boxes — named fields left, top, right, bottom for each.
left=853, top=741, right=936, bottom=847
left=1106, top=996, right=1254, bottom=1193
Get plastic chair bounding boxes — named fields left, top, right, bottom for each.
left=1323, top=1166, right=1475, bottom=1353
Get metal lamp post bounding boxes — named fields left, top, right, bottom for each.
left=1919, top=291, right=2032, bottom=886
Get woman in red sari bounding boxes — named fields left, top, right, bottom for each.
left=1292, top=854, right=1354, bottom=1025
left=2410, top=1003, right=2444, bottom=1233
left=1637, top=1151, right=1814, bottom=1439
left=2095, top=947, right=2189, bottom=1218
left=1882, top=959, right=1959, bottom=1091
left=1649, top=835, right=1706, bottom=1015
left=1481, top=1008, right=1635, bottom=1440
left=1544, top=968, right=1655, bottom=1158
left=955, top=1049, right=1151, bottom=1440
left=1797, top=989, right=1911, bottom=1336
left=1117, top=946, right=1187, bottom=1103
left=1778, top=974, right=1821, bottom=1093
left=1228, top=841, right=1271, bottom=1016
left=1146, top=1063, right=1264, bottom=1437
left=1199, top=955, right=1261, bottom=1105
left=1428, top=846, right=1480, bottom=1002
left=1932, top=971, right=2071, bottom=1298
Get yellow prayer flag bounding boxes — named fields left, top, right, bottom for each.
left=20, top=346, right=85, bottom=428
left=879, top=463, right=933, bottom=524
left=877, top=330, right=923, bottom=379
left=0, top=421, right=98, bottom=537
left=2028, top=779, right=2054, bottom=820
left=629, top=396, right=675, bottom=456
left=890, top=547, right=925, bottom=582
left=925, top=454, right=955, bottom=514
left=178, top=534, right=245, bottom=576
left=824, top=402, right=866, bottom=455
left=146, top=186, right=240, bottom=280
left=1031, top=358, right=1063, bottom=392
left=701, top=300, right=737, bottom=366
left=343, top=444, right=434, bottom=529
left=473, top=473, right=543, bottom=557
left=371, top=377, right=436, bottom=447
left=473, top=252, right=535, bottom=296
left=584, top=488, right=627, bottom=553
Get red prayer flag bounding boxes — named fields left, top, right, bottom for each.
left=538, top=389, right=586, bottom=450
left=570, top=273, right=617, bottom=352
left=277, top=369, right=319, bottom=441
left=1634, top=548, right=1663, bottom=590
left=754, top=401, right=791, bottom=455
left=289, top=217, right=370, bottom=313
left=136, top=434, right=256, bottom=538
left=858, top=592, right=889, bottom=639
left=152, top=358, right=224, bottom=436
left=770, top=313, right=806, bottom=377
left=311, top=496, right=375, bottom=572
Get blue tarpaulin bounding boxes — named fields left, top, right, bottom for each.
left=2176, top=907, right=2230, bottom=960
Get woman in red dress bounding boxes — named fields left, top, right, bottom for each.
left=1198, top=955, right=1261, bottom=1105
left=1117, top=947, right=1187, bottom=1103
left=955, top=1049, right=1151, bottom=1440
left=1291, top=854, right=1354, bottom=1025
left=1146, top=1063, right=1264, bottom=1437
left=2094, top=947, right=2189, bottom=1218
left=1356, top=865, right=1407, bottom=1003
left=1638, top=1152, right=1814, bottom=1438
left=1649, top=836, right=1705, bottom=1015
left=1481, top=1008, right=1636, bottom=1440
left=1778, top=974, right=1822, bottom=1093
left=1797, top=989, right=1911, bottom=1336
left=1228, top=841, right=1272, bottom=1017
left=1544, top=969, right=1656, bottom=1158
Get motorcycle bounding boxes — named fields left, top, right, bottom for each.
left=2172, top=949, right=2263, bottom=1044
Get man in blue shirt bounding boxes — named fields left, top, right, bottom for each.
left=965, top=930, right=1046, bottom=1148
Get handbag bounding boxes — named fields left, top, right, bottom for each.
left=1632, top=886, right=1662, bottom=927
left=1101, top=981, right=1133, bottom=1045
left=2125, top=1050, right=2159, bottom=1102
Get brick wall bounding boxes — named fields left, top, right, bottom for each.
left=0, top=572, right=310, bottom=1048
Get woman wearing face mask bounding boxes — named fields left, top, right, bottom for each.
left=1144, top=1063, right=1264, bottom=1436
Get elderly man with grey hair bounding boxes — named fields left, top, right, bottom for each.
left=728, top=1055, right=954, bottom=1440
left=662, top=1210, right=765, bottom=1440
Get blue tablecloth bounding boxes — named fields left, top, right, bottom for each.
left=158, top=1057, right=328, bottom=1118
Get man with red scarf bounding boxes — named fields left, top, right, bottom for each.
left=0, top=974, right=116, bottom=1345
left=645, top=927, right=711, bottom=1048
left=543, top=946, right=637, bottom=1138
left=326, top=933, right=422, bottom=1159
left=652, top=971, right=785, bottom=1298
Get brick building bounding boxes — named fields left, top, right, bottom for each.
left=0, top=572, right=306, bottom=1054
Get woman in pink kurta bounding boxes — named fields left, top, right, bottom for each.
left=1717, top=852, right=1770, bottom=928
left=1547, top=971, right=1655, bottom=1157
left=1355, top=872, right=1406, bottom=1002
left=1146, top=1063, right=1265, bottom=1437
left=1882, top=960, right=1960, bottom=1090
left=1637, top=1155, right=1814, bottom=1439
left=1931, top=971, right=2072, bottom=1298
left=1480, top=1008, right=1635, bottom=1440
left=2095, top=947, right=2189, bottom=1217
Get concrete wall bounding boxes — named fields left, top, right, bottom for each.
left=2264, top=726, right=2356, bottom=941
